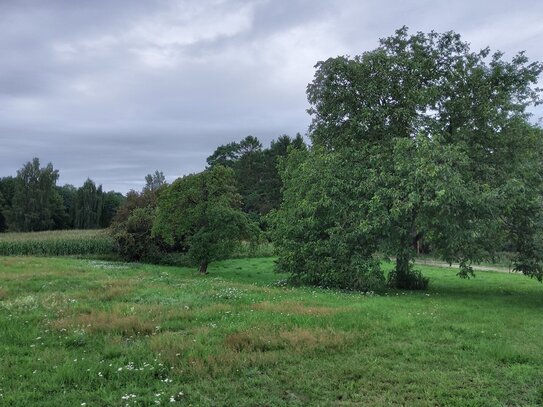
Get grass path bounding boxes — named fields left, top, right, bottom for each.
left=0, top=256, right=542, bottom=406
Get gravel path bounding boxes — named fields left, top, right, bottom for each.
left=414, top=258, right=514, bottom=273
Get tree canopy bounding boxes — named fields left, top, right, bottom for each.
left=207, top=134, right=306, bottom=217
left=273, top=27, right=543, bottom=290
left=153, top=166, right=258, bottom=274
left=74, top=179, right=104, bottom=229
left=144, top=170, right=167, bottom=192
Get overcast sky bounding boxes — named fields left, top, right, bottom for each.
left=1, top=0, right=542, bottom=192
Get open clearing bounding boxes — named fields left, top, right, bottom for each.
left=0, top=256, right=542, bottom=406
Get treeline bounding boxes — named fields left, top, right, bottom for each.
left=108, top=134, right=306, bottom=267
left=0, top=134, right=306, bottom=234
left=0, top=158, right=124, bottom=232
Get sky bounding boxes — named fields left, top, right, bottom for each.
left=1, top=0, right=542, bottom=193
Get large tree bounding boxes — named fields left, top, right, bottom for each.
left=7, top=158, right=64, bottom=232
left=274, top=28, right=543, bottom=290
left=153, top=166, right=258, bottom=274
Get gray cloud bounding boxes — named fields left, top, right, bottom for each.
left=1, top=0, right=542, bottom=192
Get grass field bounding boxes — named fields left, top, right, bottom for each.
left=0, top=256, right=542, bottom=406
left=0, top=230, right=113, bottom=256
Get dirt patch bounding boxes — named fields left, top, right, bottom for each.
left=225, top=328, right=351, bottom=353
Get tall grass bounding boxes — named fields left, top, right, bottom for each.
left=0, top=229, right=113, bottom=256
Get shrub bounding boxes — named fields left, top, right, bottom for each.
left=110, top=207, right=165, bottom=262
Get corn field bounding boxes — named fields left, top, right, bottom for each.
left=0, top=229, right=114, bottom=256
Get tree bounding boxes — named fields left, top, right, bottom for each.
left=271, top=147, right=386, bottom=291
left=260, top=133, right=307, bottom=214
left=153, top=166, right=258, bottom=274
left=109, top=177, right=165, bottom=262
left=56, top=184, right=77, bottom=229
left=0, top=176, right=16, bottom=232
left=274, top=28, right=543, bottom=290
left=100, top=191, right=125, bottom=228
left=74, top=179, right=103, bottom=229
left=7, top=158, right=64, bottom=232
left=207, top=134, right=306, bottom=217
left=144, top=170, right=166, bottom=192
left=0, top=191, right=5, bottom=232
left=110, top=206, right=162, bottom=262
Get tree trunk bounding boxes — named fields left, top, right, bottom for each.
left=199, top=260, right=208, bottom=275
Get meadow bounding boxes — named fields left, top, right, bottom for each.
left=0, top=256, right=542, bottom=406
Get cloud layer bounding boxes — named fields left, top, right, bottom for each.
left=1, top=0, right=542, bottom=192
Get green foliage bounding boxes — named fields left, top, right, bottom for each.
left=153, top=166, right=259, bottom=273
left=56, top=184, right=77, bottom=229
left=276, top=27, right=543, bottom=290
left=110, top=207, right=162, bottom=262
left=1, top=160, right=122, bottom=233
left=6, top=158, right=64, bottom=232
left=144, top=170, right=166, bottom=192
left=74, top=179, right=104, bottom=229
left=207, top=134, right=306, bottom=218
left=108, top=181, right=165, bottom=262
left=271, top=148, right=386, bottom=291
left=0, top=229, right=113, bottom=256
left=0, top=176, right=16, bottom=232
left=100, top=191, right=125, bottom=228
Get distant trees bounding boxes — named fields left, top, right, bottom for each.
left=144, top=170, right=166, bottom=192
left=5, top=158, right=64, bottom=232
left=0, top=176, right=16, bottom=232
left=74, top=179, right=103, bottom=229
left=0, top=160, right=124, bottom=232
left=273, top=27, right=543, bottom=290
left=100, top=191, right=125, bottom=228
left=56, top=184, right=77, bottom=229
left=207, top=134, right=306, bottom=218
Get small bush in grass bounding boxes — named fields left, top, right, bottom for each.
left=387, top=267, right=429, bottom=290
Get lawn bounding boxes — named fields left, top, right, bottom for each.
left=0, top=256, right=542, bottom=406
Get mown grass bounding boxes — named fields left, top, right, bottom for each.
left=0, top=256, right=542, bottom=406
left=0, top=230, right=114, bottom=256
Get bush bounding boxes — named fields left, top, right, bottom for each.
left=387, top=268, right=429, bottom=290
left=279, top=253, right=386, bottom=292
left=110, top=207, right=164, bottom=262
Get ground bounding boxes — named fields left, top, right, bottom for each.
left=0, top=256, right=542, bottom=406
